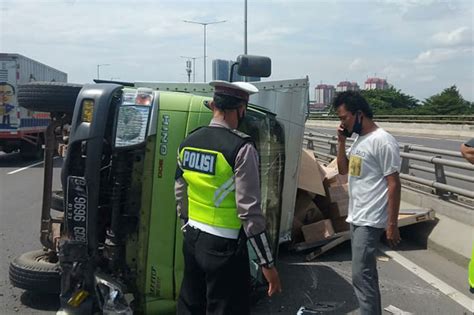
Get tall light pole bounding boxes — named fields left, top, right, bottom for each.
left=180, top=56, right=203, bottom=83
left=183, top=19, right=226, bottom=82
left=97, top=64, right=110, bottom=80
left=244, top=0, right=248, bottom=55
left=244, top=0, right=248, bottom=82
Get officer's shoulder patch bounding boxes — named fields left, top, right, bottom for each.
left=229, top=129, right=251, bottom=139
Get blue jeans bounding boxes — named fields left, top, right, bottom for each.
left=350, top=224, right=384, bottom=315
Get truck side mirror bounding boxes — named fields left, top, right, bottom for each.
left=229, top=55, right=272, bottom=81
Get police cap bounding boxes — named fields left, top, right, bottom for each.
left=210, top=80, right=258, bottom=103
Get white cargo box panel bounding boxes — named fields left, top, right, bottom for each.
left=251, top=79, right=309, bottom=242
left=0, top=53, right=67, bottom=84
left=0, top=54, right=67, bottom=133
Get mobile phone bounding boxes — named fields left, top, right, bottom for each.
left=464, top=138, right=474, bottom=147
left=342, top=128, right=352, bottom=138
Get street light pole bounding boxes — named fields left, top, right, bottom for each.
left=181, top=56, right=203, bottom=83
left=244, top=0, right=248, bottom=55
left=96, top=64, right=110, bottom=80
left=183, top=19, right=226, bottom=82
left=244, top=0, right=248, bottom=82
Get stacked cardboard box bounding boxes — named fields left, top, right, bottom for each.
left=293, top=149, right=350, bottom=246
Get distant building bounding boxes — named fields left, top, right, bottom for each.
left=212, top=59, right=231, bottom=81
left=308, top=101, right=327, bottom=112
left=315, top=84, right=335, bottom=106
left=336, top=81, right=360, bottom=92
left=364, top=77, right=388, bottom=90
left=212, top=59, right=260, bottom=82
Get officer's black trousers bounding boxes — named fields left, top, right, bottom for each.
left=177, top=226, right=250, bottom=315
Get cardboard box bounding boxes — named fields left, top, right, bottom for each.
left=325, top=174, right=348, bottom=187
left=328, top=200, right=349, bottom=219
left=313, top=194, right=331, bottom=213
left=301, top=219, right=335, bottom=243
left=327, top=183, right=349, bottom=202
left=331, top=216, right=350, bottom=233
left=294, top=189, right=324, bottom=224
left=298, top=149, right=326, bottom=196
left=324, top=183, right=349, bottom=219
left=321, top=158, right=348, bottom=187
left=291, top=217, right=305, bottom=244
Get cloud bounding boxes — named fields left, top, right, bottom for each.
left=2, top=0, right=472, bottom=101
left=415, top=75, right=437, bottom=82
left=382, top=0, right=462, bottom=20
left=249, top=27, right=296, bottom=44
left=414, top=47, right=473, bottom=64
left=349, top=58, right=367, bottom=71
left=432, top=26, right=473, bottom=47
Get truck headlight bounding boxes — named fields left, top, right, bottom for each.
left=114, top=105, right=150, bottom=147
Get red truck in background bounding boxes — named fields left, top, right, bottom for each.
left=0, top=53, right=67, bottom=159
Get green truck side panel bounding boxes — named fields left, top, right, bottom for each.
left=144, top=297, right=176, bottom=315
left=136, top=134, right=158, bottom=311
left=172, top=96, right=213, bottom=297
left=142, top=92, right=213, bottom=311
left=147, top=109, right=187, bottom=300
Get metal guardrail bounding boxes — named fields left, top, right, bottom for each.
left=304, top=132, right=474, bottom=201
left=307, top=114, right=474, bottom=125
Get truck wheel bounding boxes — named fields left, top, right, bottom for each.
left=51, top=190, right=64, bottom=211
left=9, top=250, right=60, bottom=294
left=20, top=136, right=44, bottom=160
left=17, top=82, right=83, bottom=114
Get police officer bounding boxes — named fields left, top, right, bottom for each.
left=175, top=80, right=282, bottom=315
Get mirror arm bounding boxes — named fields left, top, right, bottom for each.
left=229, top=62, right=239, bottom=82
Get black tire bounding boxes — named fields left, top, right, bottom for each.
left=17, top=82, right=83, bottom=114
left=9, top=250, right=60, bottom=294
left=51, top=190, right=64, bottom=211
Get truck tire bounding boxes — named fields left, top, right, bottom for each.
left=17, top=82, right=83, bottom=114
left=9, top=250, right=60, bottom=294
left=51, top=190, right=64, bottom=211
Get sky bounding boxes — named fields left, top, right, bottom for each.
left=0, top=0, right=472, bottom=101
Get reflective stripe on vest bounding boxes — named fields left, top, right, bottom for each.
left=179, top=147, right=241, bottom=230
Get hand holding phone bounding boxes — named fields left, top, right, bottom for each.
left=337, top=124, right=352, bottom=139
left=342, top=128, right=352, bottom=138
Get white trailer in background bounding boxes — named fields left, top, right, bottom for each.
left=0, top=53, right=67, bottom=158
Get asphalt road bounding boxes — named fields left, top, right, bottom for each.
left=0, top=149, right=471, bottom=314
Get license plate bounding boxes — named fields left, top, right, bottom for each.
left=66, top=176, right=88, bottom=243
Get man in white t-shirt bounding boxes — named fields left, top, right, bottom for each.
left=333, top=91, right=401, bottom=315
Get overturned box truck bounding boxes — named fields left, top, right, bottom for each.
left=0, top=53, right=67, bottom=158
left=9, top=55, right=309, bottom=314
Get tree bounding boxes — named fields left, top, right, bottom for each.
left=360, top=87, right=420, bottom=115
left=419, top=86, right=473, bottom=115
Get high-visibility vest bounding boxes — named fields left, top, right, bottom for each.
left=178, top=126, right=253, bottom=230
left=469, top=244, right=474, bottom=289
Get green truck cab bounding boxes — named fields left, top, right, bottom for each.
left=9, top=56, right=309, bottom=314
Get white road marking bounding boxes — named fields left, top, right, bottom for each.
left=381, top=246, right=473, bottom=313
left=7, top=157, right=60, bottom=175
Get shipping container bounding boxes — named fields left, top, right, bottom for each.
left=0, top=53, right=67, bottom=158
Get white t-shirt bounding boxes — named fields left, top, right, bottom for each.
left=346, top=128, right=401, bottom=228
